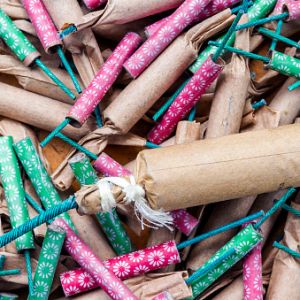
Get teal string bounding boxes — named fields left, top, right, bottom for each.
left=0, top=269, right=21, bottom=276
left=235, top=12, right=288, bottom=31
left=56, top=46, right=82, bottom=94
left=153, top=79, right=190, bottom=122
left=252, top=99, right=267, bottom=110
left=269, top=19, right=283, bottom=51
left=34, top=58, right=75, bottom=100
left=145, top=141, right=161, bottom=149
left=231, top=0, right=253, bottom=14
left=273, top=241, right=300, bottom=258
left=40, top=118, right=71, bottom=148
left=208, top=41, right=270, bottom=63
left=59, top=25, right=77, bottom=39
left=188, top=106, right=196, bottom=121
left=25, top=193, right=44, bottom=214
left=94, top=106, right=103, bottom=127
left=0, top=255, right=5, bottom=270
left=288, top=80, right=300, bottom=91
left=212, top=0, right=248, bottom=62
left=259, top=26, right=300, bottom=50
left=24, top=250, right=33, bottom=296
left=56, top=132, right=98, bottom=160
left=185, top=247, right=236, bottom=285
left=176, top=210, right=264, bottom=250
left=281, top=203, right=300, bottom=217
left=254, top=187, right=296, bottom=229
left=0, top=196, right=77, bottom=248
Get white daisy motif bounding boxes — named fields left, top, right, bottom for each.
left=60, top=271, right=76, bottom=284
left=42, top=31, right=57, bottom=48
left=129, top=250, right=145, bottom=263
left=65, top=285, right=80, bottom=296
left=42, top=242, right=60, bottom=260
left=188, top=0, right=206, bottom=16
left=207, top=267, right=222, bottom=282
left=142, top=39, right=161, bottom=58
left=174, top=12, right=191, bottom=30
left=4, top=32, right=19, bottom=50
left=34, top=280, right=48, bottom=298
left=6, top=184, right=20, bottom=202
left=29, top=0, right=43, bottom=14
left=37, top=262, right=54, bottom=279
left=0, top=17, right=8, bottom=34
left=133, top=264, right=150, bottom=275
left=36, top=15, right=51, bottom=31
left=78, top=250, right=97, bottom=269
left=65, top=235, right=82, bottom=254
left=244, top=284, right=251, bottom=300
left=108, top=281, right=125, bottom=299
left=112, top=260, right=131, bottom=278
left=253, top=274, right=263, bottom=291
left=9, top=204, right=22, bottom=223
left=168, top=254, right=180, bottom=265
left=148, top=250, right=165, bottom=267
left=157, top=26, right=176, bottom=44
left=162, top=241, right=176, bottom=253
left=78, top=272, right=95, bottom=288
left=1, top=165, right=16, bottom=183
left=114, top=44, right=130, bottom=59
left=126, top=53, right=145, bottom=70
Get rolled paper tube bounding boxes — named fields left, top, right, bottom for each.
left=83, top=0, right=107, bottom=9
left=54, top=219, right=138, bottom=300
left=191, top=224, right=263, bottom=298
left=123, top=0, right=213, bottom=78
left=0, top=294, right=18, bottom=300
left=268, top=51, right=300, bottom=79
left=0, top=9, right=40, bottom=66
left=13, top=137, right=75, bottom=231
left=148, top=56, right=223, bottom=144
left=28, top=225, right=66, bottom=300
left=282, top=0, right=300, bottom=21
left=67, top=32, right=142, bottom=127
left=69, top=153, right=134, bottom=255
left=21, top=0, right=61, bottom=53
left=145, top=17, right=169, bottom=37
left=0, top=136, right=34, bottom=251
left=60, top=239, right=180, bottom=296
left=152, top=291, right=174, bottom=300
left=243, top=241, right=263, bottom=300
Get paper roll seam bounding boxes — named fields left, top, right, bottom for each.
left=22, top=51, right=40, bottom=67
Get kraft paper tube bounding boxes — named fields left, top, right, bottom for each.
left=0, top=82, right=96, bottom=140
left=0, top=54, right=78, bottom=103
left=74, top=0, right=184, bottom=31
left=0, top=136, right=34, bottom=251
left=0, top=0, right=27, bottom=19
left=52, top=10, right=234, bottom=190
left=206, top=15, right=250, bottom=138
left=43, top=0, right=104, bottom=87
left=76, top=124, right=300, bottom=213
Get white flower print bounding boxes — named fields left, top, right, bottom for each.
left=36, top=15, right=51, bottom=31
left=133, top=264, right=150, bottom=275
left=42, top=242, right=60, bottom=260
left=42, top=31, right=57, bottom=48
left=129, top=250, right=145, bottom=263
left=65, top=285, right=80, bottom=296
left=100, top=154, right=117, bottom=170
left=6, top=184, right=20, bottom=202
left=148, top=250, right=165, bottom=267
left=114, top=44, right=130, bottom=59
left=157, top=26, right=176, bottom=44
left=253, top=274, right=262, bottom=291
left=162, top=241, right=176, bottom=253
left=142, top=39, right=161, bottom=58
left=168, top=254, right=180, bottom=265
left=244, top=284, right=251, bottom=300
left=126, top=53, right=145, bottom=70
left=108, top=281, right=125, bottom=300
left=60, top=271, right=76, bottom=284
left=29, top=0, right=43, bottom=14
left=112, top=261, right=131, bottom=278
left=0, top=17, right=8, bottom=34
left=4, top=32, right=19, bottom=50
left=207, top=267, right=222, bottom=282
left=0, top=144, right=12, bottom=163
left=1, top=165, right=16, bottom=183
left=178, top=89, right=194, bottom=105
left=188, top=0, right=206, bottom=16
left=65, top=235, right=82, bottom=254
left=174, top=12, right=191, bottom=30
left=236, top=241, right=252, bottom=254
left=37, top=262, right=54, bottom=279
left=78, top=250, right=97, bottom=269
left=243, top=264, right=251, bottom=280
left=9, top=204, right=22, bottom=223
left=78, top=272, right=95, bottom=288
left=34, top=280, right=48, bottom=298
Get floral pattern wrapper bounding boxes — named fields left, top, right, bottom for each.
left=67, top=32, right=142, bottom=126
left=191, top=224, right=263, bottom=298
left=148, top=56, right=223, bottom=144
left=22, top=0, right=61, bottom=53
left=60, top=240, right=180, bottom=296
left=152, top=291, right=174, bottom=300
left=54, top=218, right=138, bottom=300
left=243, top=242, right=263, bottom=300
left=269, top=51, right=300, bottom=79
left=94, top=152, right=198, bottom=235
left=83, top=0, right=107, bottom=10
left=123, top=0, right=212, bottom=78
left=69, top=153, right=133, bottom=255
left=0, top=136, right=34, bottom=251
left=189, top=0, right=278, bottom=73
left=285, top=0, right=300, bottom=21
left=28, top=225, right=66, bottom=300
left=0, top=294, right=18, bottom=300
left=13, top=137, right=76, bottom=231
left=0, top=9, right=40, bottom=66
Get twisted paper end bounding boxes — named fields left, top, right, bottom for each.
left=75, top=176, right=174, bottom=230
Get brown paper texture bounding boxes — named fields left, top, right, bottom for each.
left=43, top=0, right=104, bottom=87
left=0, top=0, right=27, bottom=19
left=52, top=10, right=234, bottom=191
left=0, top=82, right=96, bottom=140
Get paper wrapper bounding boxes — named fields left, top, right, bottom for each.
left=22, top=0, right=61, bottom=53
left=124, top=0, right=214, bottom=78
left=0, top=54, right=79, bottom=103
left=206, top=15, right=250, bottom=138
left=83, top=0, right=107, bottom=10
left=275, top=0, right=300, bottom=21
left=0, top=136, right=34, bottom=252
left=69, top=153, right=133, bottom=255
left=13, top=137, right=75, bottom=230
left=60, top=240, right=180, bottom=296
left=191, top=224, right=263, bottom=298
left=43, top=0, right=104, bottom=87
left=152, top=291, right=174, bottom=300
left=52, top=10, right=234, bottom=190
left=75, top=0, right=184, bottom=31
left=28, top=225, right=66, bottom=300
left=0, top=82, right=96, bottom=140
left=0, top=0, right=28, bottom=19
left=266, top=200, right=300, bottom=299
left=54, top=219, right=138, bottom=300
left=67, top=32, right=142, bottom=127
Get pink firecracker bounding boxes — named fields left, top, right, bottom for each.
left=67, top=32, right=142, bottom=126
left=83, top=0, right=107, bottom=10
left=285, top=0, right=300, bottom=21
left=152, top=291, right=174, bottom=300
left=148, top=56, right=223, bottom=144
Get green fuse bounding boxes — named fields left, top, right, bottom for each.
left=69, top=153, right=134, bottom=255
left=29, top=225, right=66, bottom=300
left=13, top=137, right=76, bottom=232
left=190, top=224, right=263, bottom=298
left=0, top=137, right=34, bottom=251
left=0, top=293, right=18, bottom=300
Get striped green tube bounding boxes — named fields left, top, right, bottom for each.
left=13, top=137, right=76, bottom=232
left=69, top=153, right=134, bottom=255
left=189, top=0, right=278, bottom=73
left=28, top=225, right=66, bottom=300
left=0, top=137, right=34, bottom=251
left=190, top=224, right=263, bottom=298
